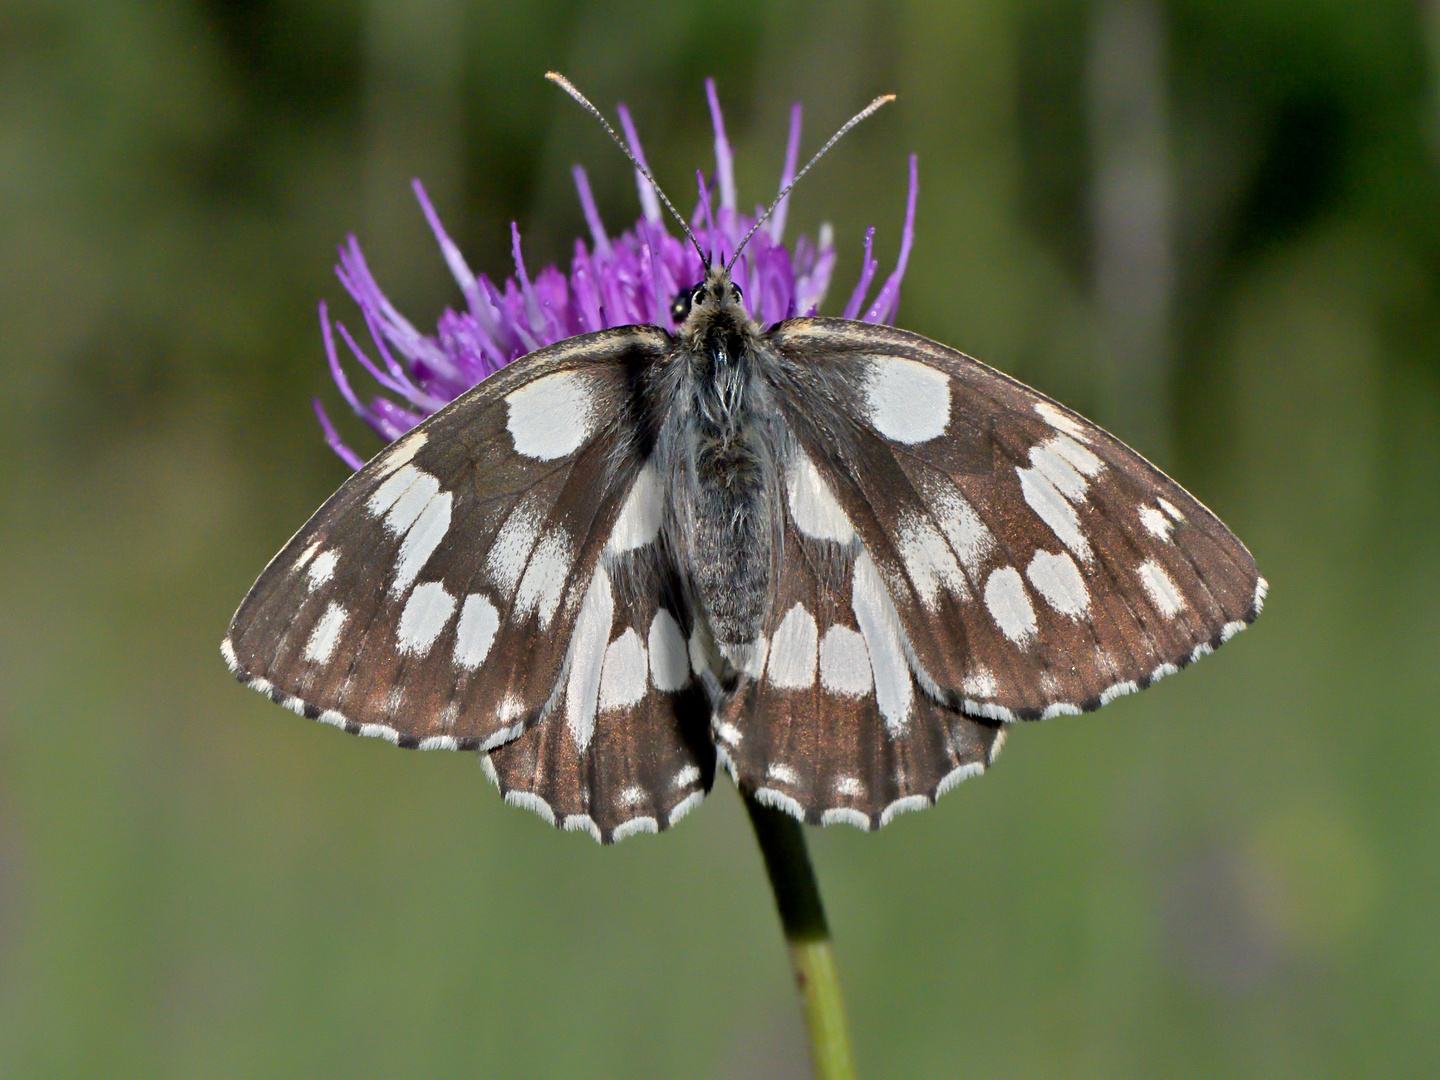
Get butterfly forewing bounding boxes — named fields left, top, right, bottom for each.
left=766, top=318, right=1265, bottom=722
left=224, top=326, right=670, bottom=750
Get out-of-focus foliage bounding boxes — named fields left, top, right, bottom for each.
left=1, top=1, right=1436, bottom=1077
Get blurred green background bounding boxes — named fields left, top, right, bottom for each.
left=2, top=0, right=1437, bottom=1076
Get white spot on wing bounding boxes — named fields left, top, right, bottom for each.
left=504, top=790, right=555, bottom=826
left=647, top=610, right=690, bottom=691
left=984, top=566, right=1037, bottom=645
left=1048, top=433, right=1103, bottom=477
left=563, top=815, right=602, bottom=842
left=821, top=807, right=871, bottom=829
left=851, top=551, right=913, bottom=732
left=674, top=764, right=701, bottom=788
left=605, top=463, right=664, bottom=554
left=754, top=787, right=806, bottom=821
left=767, top=763, right=800, bottom=785
left=366, top=463, right=424, bottom=518
left=375, top=429, right=427, bottom=477
left=1026, top=550, right=1090, bottom=617
left=936, top=761, right=984, bottom=797
left=961, top=667, right=997, bottom=698
left=304, top=602, right=348, bottom=663
left=1158, top=497, right=1184, bottom=521
left=1035, top=401, right=1091, bottom=442
left=786, top=452, right=855, bottom=542
left=565, top=565, right=614, bottom=751
left=918, top=474, right=993, bottom=574
left=1017, top=466, right=1092, bottom=561
left=293, top=541, right=322, bottom=572
left=1138, top=559, right=1185, bottom=617
left=896, top=512, right=969, bottom=607
left=391, top=489, right=452, bottom=597
left=1029, top=441, right=1087, bottom=501
left=598, top=628, right=648, bottom=711
left=1100, top=680, right=1139, bottom=705
left=668, top=791, right=704, bottom=827
left=687, top=630, right=717, bottom=683
left=861, top=358, right=951, bottom=444
left=818, top=625, right=872, bottom=697
left=478, top=754, right=499, bottom=787
left=453, top=593, right=500, bottom=669
left=834, top=776, right=864, bottom=797
left=487, top=498, right=542, bottom=595
left=1140, top=505, right=1175, bottom=541
left=879, top=795, right=929, bottom=826
left=612, top=817, right=659, bottom=842
left=514, top=530, right=572, bottom=628
left=397, top=581, right=457, bottom=656
left=766, top=604, right=819, bottom=689
left=305, top=549, right=339, bottom=591
left=380, top=468, right=442, bottom=536
left=359, top=723, right=401, bottom=745
left=505, top=371, right=596, bottom=460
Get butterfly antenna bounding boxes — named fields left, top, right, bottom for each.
left=546, top=72, right=710, bottom=269
left=726, top=93, right=896, bottom=274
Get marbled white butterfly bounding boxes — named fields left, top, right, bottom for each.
left=223, top=76, right=1265, bottom=843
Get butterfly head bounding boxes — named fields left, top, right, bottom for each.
left=670, top=263, right=756, bottom=370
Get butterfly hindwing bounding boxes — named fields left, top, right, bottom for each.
left=223, top=326, right=670, bottom=751
left=717, top=511, right=1003, bottom=827
left=485, top=558, right=715, bottom=842
left=765, top=318, right=1265, bottom=722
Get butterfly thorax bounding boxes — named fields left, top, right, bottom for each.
left=665, top=266, right=778, bottom=686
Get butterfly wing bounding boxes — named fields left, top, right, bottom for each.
left=716, top=507, right=1004, bottom=828
left=223, top=326, right=676, bottom=754
left=764, top=317, right=1265, bottom=724
left=484, top=561, right=715, bottom=842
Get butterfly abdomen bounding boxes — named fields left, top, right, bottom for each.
left=663, top=314, right=784, bottom=685
left=687, top=426, right=775, bottom=650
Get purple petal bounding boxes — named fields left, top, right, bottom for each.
left=863, top=155, right=919, bottom=325
left=313, top=397, right=366, bottom=470
left=706, top=78, right=737, bottom=216
left=617, top=103, right=663, bottom=225
left=412, top=178, right=480, bottom=308
left=769, top=103, right=803, bottom=243
left=842, top=227, right=879, bottom=321
left=571, top=165, right=614, bottom=260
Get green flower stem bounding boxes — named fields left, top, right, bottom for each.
left=743, top=791, right=858, bottom=1080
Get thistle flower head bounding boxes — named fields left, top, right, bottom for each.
left=317, top=80, right=919, bottom=468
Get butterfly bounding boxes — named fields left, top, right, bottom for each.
left=223, top=76, right=1265, bottom=843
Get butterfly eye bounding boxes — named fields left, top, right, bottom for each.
left=731, top=283, right=743, bottom=304
left=671, top=287, right=695, bottom=323
left=692, top=285, right=708, bottom=307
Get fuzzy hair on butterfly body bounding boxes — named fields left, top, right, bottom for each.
left=223, top=78, right=1265, bottom=842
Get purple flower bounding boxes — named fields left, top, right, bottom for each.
left=316, top=80, right=919, bottom=469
